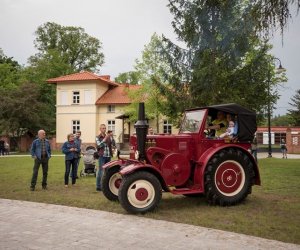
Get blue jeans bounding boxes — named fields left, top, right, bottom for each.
left=70, top=157, right=80, bottom=178
left=96, top=156, right=111, bottom=190
left=65, top=158, right=78, bottom=185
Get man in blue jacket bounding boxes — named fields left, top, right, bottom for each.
left=30, top=130, right=51, bottom=191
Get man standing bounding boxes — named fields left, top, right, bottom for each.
left=0, top=139, right=4, bottom=156
left=73, top=131, right=82, bottom=179
left=30, top=130, right=51, bottom=191
left=95, top=124, right=112, bottom=191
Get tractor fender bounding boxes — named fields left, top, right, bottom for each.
left=102, top=158, right=140, bottom=170
left=119, top=162, right=169, bottom=192
left=194, top=144, right=260, bottom=190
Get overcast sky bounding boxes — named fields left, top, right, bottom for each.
left=1, top=0, right=299, bottom=115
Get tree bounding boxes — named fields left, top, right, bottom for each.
left=0, top=83, right=54, bottom=136
left=288, top=89, right=300, bottom=125
left=31, top=22, right=105, bottom=72
left=154, top=0, right=287, bottom=125
left=123, top=34, right=169, bottom=132
left=115, top=71, right=141, bottom=84
left=271, top=115, right=292, bottom=126
left=249, top=0, right=300, bottom=36
left=0, top=48, right=24, bottom=90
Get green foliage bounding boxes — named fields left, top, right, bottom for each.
left=0, top=49, right=24, bottom=90
left=271, top=114, right=293, bottom=126
left=32, top=22, right=105, bottom=72
left=122, top=34, right=170, bottom=131
left=249, top=0, right=300, bottom=36
left=114, top=71, right=141, bottom=84
left=288, top=89, right=300, bottom=126
left=0, top=83, right=55, bottom=136
left=155, top=0, right=287, bottom=124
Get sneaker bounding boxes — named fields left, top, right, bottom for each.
left=65, top=185, right=68, bottom=188
left=30, top=187, right=35, bottom=191
left=96, top=188, right=102, bottom=191
left=42, top=186, right=47, bottom=190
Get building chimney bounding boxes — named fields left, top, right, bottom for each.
left=100, top=75, right=110, bottom=80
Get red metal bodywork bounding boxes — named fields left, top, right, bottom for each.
left=103, top=108, right=260, bottom=195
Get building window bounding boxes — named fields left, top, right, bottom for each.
left=107, top=105, right=115, bottom=113
left=61, top=91, right=68, bottom=105
left=163, top=120, right=172, bottom=134
left=84, top=90, right=92, bottom=104
left=108, top=120, right=115, bottom=134
left=72, top=120, right=80, bottom=134
left=73, top=91, right=80, bottom=104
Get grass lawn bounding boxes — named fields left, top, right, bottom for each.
left=0, top=155, right=299, bottom=244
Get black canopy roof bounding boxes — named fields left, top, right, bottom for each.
left=187, top=103, right=257, bottom=142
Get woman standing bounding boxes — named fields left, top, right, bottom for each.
left=62, top=133, right=81, bottom=187
left=280, top=139, right=288, bottom=159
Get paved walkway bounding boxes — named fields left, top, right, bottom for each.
left=0, top=199, right=299, bottom=250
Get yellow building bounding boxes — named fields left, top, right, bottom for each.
left=47, top=71, right=176, bottom=148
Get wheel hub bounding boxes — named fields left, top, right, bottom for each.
left=114, top=179, right=122, bottom=189
left=215, top=160, right=245, bottom=196
left=135, top=188, right=148, bottom=201
left=127, top=180, right=155, bottom=208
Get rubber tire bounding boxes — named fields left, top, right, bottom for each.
left=204, top=148, right=255, bottom=206
left=118, top=171, right=162, bottom=214
left=102, top=166, right=121, bottom=201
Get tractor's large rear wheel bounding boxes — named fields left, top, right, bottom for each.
left=102, top=166, right=122, bottom=201
left=205, top=148, right=255, bottom=206
left=118, top=171, right=162, bottom=214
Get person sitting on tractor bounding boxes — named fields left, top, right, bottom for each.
left=219, top=120, right=235, bottom=138
left=206, top=111, right=227, bottom=137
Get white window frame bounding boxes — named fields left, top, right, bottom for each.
left=107, top=120, right=115, bottom=134
left=163, top=120, right=172, bottom=134
left=107, top=105, right=115, bottom=113
left=72, top=120, right=80, bottom=134
left=72, top=91, right=80, bottom=104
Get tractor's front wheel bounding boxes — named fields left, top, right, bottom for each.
left=205, top=148, right=255, bottom=206
left=102, top=166, right=122, bottom=201
left=118, top=171, right=162, bottom=214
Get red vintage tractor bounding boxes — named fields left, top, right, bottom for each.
left=101, top=103, right=260, bottom=214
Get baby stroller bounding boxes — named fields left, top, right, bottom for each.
left=80, top=146, right=97, bottom=177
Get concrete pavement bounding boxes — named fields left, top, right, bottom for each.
left=0, top=199, right=299, bottom=250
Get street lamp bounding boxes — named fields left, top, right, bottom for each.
left=267, top=57, right=286, bottom=158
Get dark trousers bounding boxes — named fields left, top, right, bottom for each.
left=70, top=157, right=80, bottom=178
left=65, top=158, right=78, bottom=185
left=31, top=158, right=49, bottom=188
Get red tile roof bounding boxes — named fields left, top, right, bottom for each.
left=96, top=84, right=141, bottom=104
left=47, top=71, right=119, bottom=86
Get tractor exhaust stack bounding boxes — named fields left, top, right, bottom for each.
left=134, top=103, right=149, bottom=161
